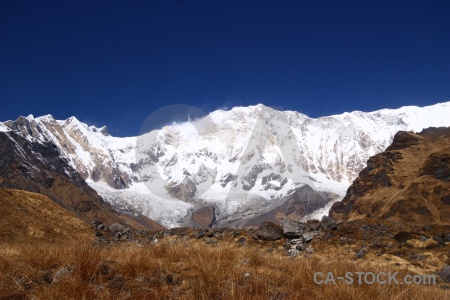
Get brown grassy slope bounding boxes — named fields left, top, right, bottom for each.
left=0, top=239, right=448, bottom=300
left=330, top=127, right=450, bottom=224
left=0, top=188, right=92, bottom=244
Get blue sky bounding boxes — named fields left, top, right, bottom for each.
left=1, top=0, right=449, bottom=136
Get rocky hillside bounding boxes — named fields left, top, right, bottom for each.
left=0, top=131, right=165, bottom=231
left=0, top=188, right=92, bottom=244
left=330, top=127, right=450, bottom=225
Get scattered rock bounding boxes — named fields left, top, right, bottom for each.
left=91, top=220, right=102, bottom=229
left=52, top=266, right=72, bottom=284
left=237, top=236, right=247, bottom=246
left=355, top=247, right=368, bottom=259
left=14, top=276, right=32, bottom=289
left=195, top=229, right=206, bottom=239
left=255, top=222, right=284, bottom=241
left=94, top=285, right=104, bottom=292
left=109, top=223, right=125, bottom=232
left=302, top=231, right=319, bottom=243
left=243, top=272, right=251, bottom=278
left=281, top=218, right=307, bottom=238
left=306, top=245, right=315, bottom=254
left=288, top=249, right=300, bottom=257
left=290, top=238, right=303, bottom=245
left=432, top=235, right=443, bottom=243
left=440, top=265, right=450, bottom=283
left=320, top=216, right=337, bottom=230
left=296, top=243, right=306, bottom=251
left=409, top=255, right=425, bottom=261
left=306, top=219, right=321, bottom=231
left=444, top=233, right=450, bottom=242
left=215, top=233, right=225, bottom=240
left=384, top=242, right=393, bottom=248
left=204, top=238, right=218, bottom=245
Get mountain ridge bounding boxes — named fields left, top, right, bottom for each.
left=2, top=101, right=450, bottom=227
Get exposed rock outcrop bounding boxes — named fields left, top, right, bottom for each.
left=244, top=184, right=331, bottom=226
left=191, top=206, right=216, bottom=228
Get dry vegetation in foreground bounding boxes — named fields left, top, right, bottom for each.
left=0, top=239, right=448, bottom=300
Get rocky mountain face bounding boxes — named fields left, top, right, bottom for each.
left=330, top=127, right=450, bottom=225
left=236, top=185, right=331, bottom=227
left=2, top=102, right=450, bottom=228
left=0, top=131, right=164, bottom=231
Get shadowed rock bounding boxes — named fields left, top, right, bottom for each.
left=281, top=218, right=307, bottom=238
left=255, top=222, right=284, bottom=241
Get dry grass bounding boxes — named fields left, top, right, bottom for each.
left=406, top=238, right=439, bottom=249
left=0, top=239, right=448, bottom=300
left=0, top=188, right=92, bottom=244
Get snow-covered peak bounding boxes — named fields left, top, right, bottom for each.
left=35, top=114, right=55, bottom=122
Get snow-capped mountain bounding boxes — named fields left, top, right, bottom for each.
left=1, top=102, right=450, bottom=227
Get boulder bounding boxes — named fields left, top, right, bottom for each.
left=320, top=216, right=337, bottom=230
left=237, top=236, right=247, bottom=246
left=302, top=231, right=319, bottom=243
left=109, top=223, right=125, bottom=232
left=355, top=247, right=368, bottom=259
left=281, top=219, right=307, bottom=238
left=306, top=219, right=321, bottom=231
left=255, top=222, right=284, bottom=241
